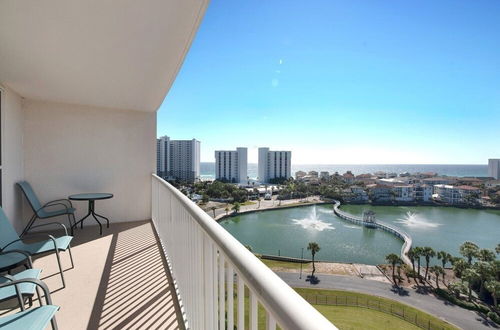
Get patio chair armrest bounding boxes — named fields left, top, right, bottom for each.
left=29, top=222, right=68, bottom=236
left=36, top=202, right=70, bottom=214
left=0, top=249, right=33, bottom=268
left=0, top=278, right=54, bottom=305
left=3, top=234, right=57, bottom=251
left=44, top=199, right=73, bottom=209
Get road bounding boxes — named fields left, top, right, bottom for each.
left=277, top=271, right=499, bottom=330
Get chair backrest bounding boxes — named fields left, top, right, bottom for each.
left=16, top=181, right=42, bottom=214
left=0, top=207, right=21, bottom=249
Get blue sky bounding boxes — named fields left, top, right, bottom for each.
left=158, top=0, right=500, bottom=164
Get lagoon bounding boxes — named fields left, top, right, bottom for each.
left=220, top=204, right=500, bottom=265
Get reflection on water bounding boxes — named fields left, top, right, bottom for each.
left=292, top=206, right=335, bottom=231
left=395, top=211, right=441, bottom=228
left=343, top=224, right=361, bottom=229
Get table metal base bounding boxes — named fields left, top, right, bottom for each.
left=71, top=200, right=109, bottom=235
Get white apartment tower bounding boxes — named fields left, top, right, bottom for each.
left=156, top=136, right=170, bottom=178
left=488, top=159, right=500, bottom=179
left=258, top=147, right=292, bottom=183
left=215, top=148, right=248, bottom=183
left=157, top=136, right=200, bottom=182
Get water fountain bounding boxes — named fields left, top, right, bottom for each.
left=396, top=211, right=440, bottom=228
left=292, top=206, right=335, bottom=231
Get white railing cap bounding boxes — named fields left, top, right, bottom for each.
left=153, top=175, right=337, bottom=330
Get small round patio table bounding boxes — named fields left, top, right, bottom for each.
left=69, top=193, right=113, bottom=235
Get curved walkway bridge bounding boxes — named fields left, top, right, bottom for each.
left=333, top=201, right=412, bottom=265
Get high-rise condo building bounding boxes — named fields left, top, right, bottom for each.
left=488, top=159, right=500, bottom=179
left=258, top=147, right=292, bottom=183
left=157, top=136, right=200, bottom=182
left=214, top=148, right=248, bottom=183
left=156, top=136, right=170, bottom=178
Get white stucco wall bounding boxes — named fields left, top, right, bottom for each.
left=22, top=99, right=156, bottom=229
left=0, top=86, right=25, bottom=231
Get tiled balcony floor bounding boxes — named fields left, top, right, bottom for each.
left=6, top=220, right=185, bottom=330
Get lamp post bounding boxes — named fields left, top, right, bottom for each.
left=299, top=247, right=304, bottom=279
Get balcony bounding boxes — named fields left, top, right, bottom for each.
left=12, top=175, right=335, bottom=329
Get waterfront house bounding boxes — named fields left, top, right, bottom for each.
left=308, top=170, right=319, bottom=178
left=366, top=184, right=393, bottom=203
left=355, top=173, right=377, bottom=185
left=393, top=185, right=415, bottom=202
left=342, top=171, right=355, bottom=184
left=0, top=2, right=334, bottom=329
left=295, top=170, right=307, bottom=179
left=320, top=171, right=330, bottom=180
left=423, top=176, right=458, bottom=186
left=414, top=184, right=433, bottom=202
left=485, top=179, right=500, bottom=188
left=350, top=186, right=369, bottom=203
left=433, top=184, right=481, bottom=205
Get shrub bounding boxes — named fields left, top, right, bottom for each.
left=488, top=311, right=500, bottom=325
left=434, top=289, right=489, bottom=314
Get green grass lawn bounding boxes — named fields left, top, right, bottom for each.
left=314, top=305, right=420, bottom=330
left=259, top=257, right=310, bottom=270
left=230, top=286, right=456, bottom=329
left=239, top=201, right=257, bottom=206
left=294, top=288, right=457, bottom=330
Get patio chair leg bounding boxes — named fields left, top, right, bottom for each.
left=51, top=316, right=59, bottom=330
left=67, top=214, right=74, bottom=235
left=36, top=287, right=43, bottom=306
left=55, top=249, right=66, bottom=288
left=21, top=213, right=38, bottom=237
left=68, top=245, right=75, bottom=269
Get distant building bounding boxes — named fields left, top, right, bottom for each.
left=308, top=171, right=319, bottom=178
left=488, top=159, right=500, bottom=179
left=414, top=184, right=433, bottom=202
left=320, top=171, right=330, bottom=180
left=366, top=184, right=392, bottom=202
left=433, top=184, right=481, bottom=205
left=157, top=136, right=200, bottom=182
left=156, top=135, right=170, bottom=178
left=258, top=148, right=291, bottom=183
left=485, top=179, right=500, bottom=188
left=342, top=171, right=355, bottom=184
left=392, top=185, right=414, bottom=202
left=295, top=170, right=307, bottom=179
left=422, top=177, right=457, bottom=186
left=214, top=148, right=247, bottom=183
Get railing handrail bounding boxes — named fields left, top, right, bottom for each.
left=152, top=175, right=336, bottom=329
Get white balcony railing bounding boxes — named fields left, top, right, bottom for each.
left=152, top=175, right=336, bottom=329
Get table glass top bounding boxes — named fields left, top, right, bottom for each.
left=69, top=193, right=113, bottom=200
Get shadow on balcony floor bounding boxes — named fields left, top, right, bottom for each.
left=26, top=220, right=185, bottom=330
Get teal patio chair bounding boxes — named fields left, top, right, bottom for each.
left=17, top=181, right=76, bottom=236
left=0, top=207, right=74, bottom=288
left=0, top=278, right=59, bottom=330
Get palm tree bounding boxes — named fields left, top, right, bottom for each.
left=478, top=249, right=496, bottom=262
left=430, top=265, right=444, bottom=289
left=224, top=205, right=230, bottom=216
left=474, top=261, right=494, bottom=297
left=422, top=246, right=436, bottom=281
left=210, top=206, right=217, bottom=218
left=413, top=246, right=423, bottom=278
left=407, top=248, right=416, bottom=275
left=307, top=242, right=321, bottom=276
left=496, top=244, right=500, bottom=255
left=485, top=280, right=500, bottom=308
left=460, top=241, right=479, bottom=265
left=462, top=268, right=479, bottom=301
left=232, top=202, right=241, bottom=214
left=386, top=253, right=401, bottom=285
left=437, top=251, right=451, bottom=269
left=452, top=258, right=468, bottom=278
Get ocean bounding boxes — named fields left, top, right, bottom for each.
left=200, top=163, right=489, bottom=180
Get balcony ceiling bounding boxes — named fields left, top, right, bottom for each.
left=0, top=0, right=208, bottom=112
